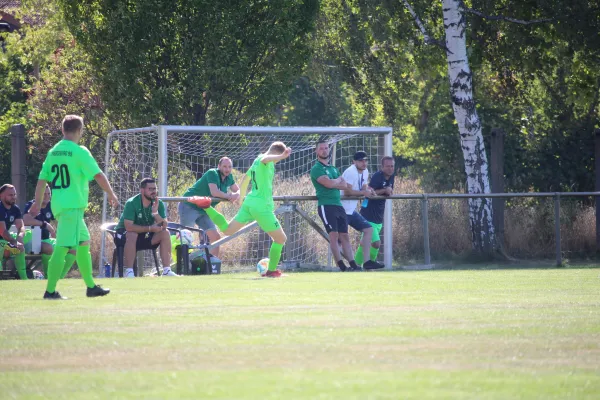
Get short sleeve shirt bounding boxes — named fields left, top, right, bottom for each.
left=0, top=203, right=22, bottom=231
left=23, top=200, right=54, bottom=240
left=244, top=154, right=275, bottom=209
left=360, top=171, right=395, bottom=224
left=115, top=194, right=167, bottom=230
left=341, top=165, right=369, bottom=215
left=310, top=161, right=342, bottom=207
left=183, top=168, right=235, bottom=214
left=38, top=140, right=102, bottom=216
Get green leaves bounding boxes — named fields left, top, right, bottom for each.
left=58, top=0, right=320, bottom=126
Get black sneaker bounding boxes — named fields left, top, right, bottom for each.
left=43, top=291, right=67, bottom=300
left=86, top=285, right=110, bottom=297
left=337, top=261, right=347, bottom=272
left=348, top=265, right=363, bottom=272
left=363, top=260, right=385, bottom=270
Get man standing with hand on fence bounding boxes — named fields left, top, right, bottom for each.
left=342, top=151, right=385, bottom=270
left=311, top=140, right=362, bottom=272
left=355, top=156, right=395, bottom=266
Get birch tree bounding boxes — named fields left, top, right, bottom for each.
left=401, top=0, right=554, bottom=252
left=441, top=0, right=493, bottom=251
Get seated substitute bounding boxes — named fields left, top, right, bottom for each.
left=0, top=184, right=27, bottom=279
left=23, top=184, right=77, bottom=278
left=115, top=178, right=177, bottom=277
left=178, top=157, right=240, bottom=258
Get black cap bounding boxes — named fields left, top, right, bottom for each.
left=353, top=151, right=368, bottom=161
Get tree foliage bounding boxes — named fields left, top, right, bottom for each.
left=58, top=0, right=319, bottom=126
left=1, top=0, right=117, bottom=202
left=1, top=0, right=598, bottom=201
left=296, top=0, right=599, bottom=193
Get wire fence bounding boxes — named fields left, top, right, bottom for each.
left=159, top=191, right=599, bottom=271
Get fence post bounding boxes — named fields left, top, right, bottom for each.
left=422, top=195, right=431, bottom=265
left=596, top=129, right=600, bottom=256
left=490, top=128, right=505, bottom=248
left=10, top=124, right=27, bottom=209
left=554, top=193, right=562, bottom=266
left=283, top=200, right=292, bottom=265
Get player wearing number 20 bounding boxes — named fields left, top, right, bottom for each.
left=31, top=115, right=119, bottom=300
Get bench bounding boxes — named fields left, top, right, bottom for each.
left=0, top=227, right=44, bottom=280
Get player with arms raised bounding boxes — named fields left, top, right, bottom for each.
left=188, top=142, right=291, bottom=277
left=30, top=115, right=119, bottom=299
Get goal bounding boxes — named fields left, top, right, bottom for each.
left=100, top=126, right=393, bottom=273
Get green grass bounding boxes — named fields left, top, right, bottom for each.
left=1, top=268, right=599, bottom=399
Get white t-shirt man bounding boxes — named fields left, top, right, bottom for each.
left=341, top=164, right=369, bottom=215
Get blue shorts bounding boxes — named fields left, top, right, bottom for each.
left=347, top=211, right=372, bottom=232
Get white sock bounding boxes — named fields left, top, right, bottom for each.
left=125, top=267, right=134, bottom=276
left=163, top=266, right=171, bottom=272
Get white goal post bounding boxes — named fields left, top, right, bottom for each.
left=101, top=126, right=393, bottom=273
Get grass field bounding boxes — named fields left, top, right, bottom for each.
left=1, top=267, right=599, bottom=399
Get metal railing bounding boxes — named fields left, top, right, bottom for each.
left=162, top=191, right=600, bottom=268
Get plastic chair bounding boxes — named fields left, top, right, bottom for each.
left=101, top=222, right=161, bottom=277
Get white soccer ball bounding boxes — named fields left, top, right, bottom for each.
left=177, top=229, right=194, bottom=246
left=256, top=258, right=269, bottom=276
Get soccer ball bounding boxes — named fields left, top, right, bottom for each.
left=177, top=229, right=194, bottom=246
left=256, top=258, right=269, bottom=276
left=33, top=270, right=45, bottom=279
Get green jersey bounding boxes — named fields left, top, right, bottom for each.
left=182, top=168, right=235, bottom=214
left=39, top=139, right=102, bottom=216
left=310, top=161, right=342, bottom=207
left=115, top=194, right=167, bottom=230
left=245, top=154, right=275, bottom=209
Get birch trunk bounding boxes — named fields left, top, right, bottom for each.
left=442, top=0, right=495, bottom=251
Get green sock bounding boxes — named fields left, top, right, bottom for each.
left=46, top=246, right=69, bottom=293
left=15, top=252, right=27, bottom=280
left=355, top=246, right=364, bottom=265
left=76, top=244, right=96, bottom=289
left=370, top=246, right=379, bottom=262
left=60, top=252, right=77, bottom=279
left=41, top=253, right=51, bottom=277
left=205, top=207, right=229, bottom=232
left=268, top=242, right=284, bottom=271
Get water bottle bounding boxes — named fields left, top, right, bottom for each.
left=104, top=263, right=111, bottom=278
left=31, top=226, right=42, bottom=254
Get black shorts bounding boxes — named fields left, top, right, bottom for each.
left=318, top=205, right=348, bottom=234
left=114, top=228, right=159, bottom=250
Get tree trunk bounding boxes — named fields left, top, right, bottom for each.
left=442, top=0, right=495, bottom=252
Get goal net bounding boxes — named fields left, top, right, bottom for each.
left=101, top=126, right=393, bottom=274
